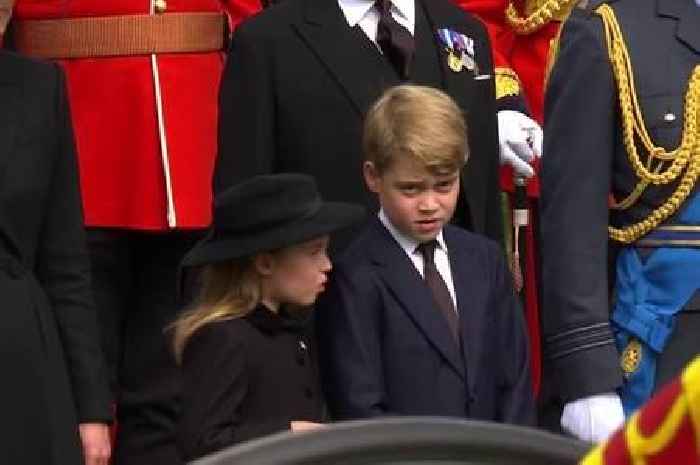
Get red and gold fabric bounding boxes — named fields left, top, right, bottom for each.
left=11, top=0, right=262, bottom=230
left=582, top=356, right=700, bottom=465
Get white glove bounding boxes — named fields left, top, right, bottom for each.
left=497, top=110, right=543, bottom=179
left=561, top=393, right=625, bottom=443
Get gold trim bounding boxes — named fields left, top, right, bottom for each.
left=505, top=0, right=577, bottom=35
left=495, top=67, right=521, bottom=99
left=636, top=239, right=700, bottom=247
left=596, top=5, right=700, bottom=244
left=655, top=225, right=700, bottom=232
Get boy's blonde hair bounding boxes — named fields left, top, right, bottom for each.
left=172, top=258, right=261, bottom=363
left=363, top=84, right=468, bottom=175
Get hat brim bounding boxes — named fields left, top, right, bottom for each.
left=181, top=202, right=365, bottom=267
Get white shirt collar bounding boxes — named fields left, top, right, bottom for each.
left=337, top=0, right=415, bottom=31
left=378, top=209, right=447, bottom=257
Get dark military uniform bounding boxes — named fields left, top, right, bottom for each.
left=540, top=0, right=700, bottom=423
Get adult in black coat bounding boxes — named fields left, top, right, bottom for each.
left=540, top=0, right=700, bottom=443
left=0, top=50, right=111, bottom=464
left=215, top=0, right=503, bottom=246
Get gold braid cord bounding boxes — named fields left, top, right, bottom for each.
left=595, top=5, right=700, bottom=244
left=505, top=0, right=577, bottom=35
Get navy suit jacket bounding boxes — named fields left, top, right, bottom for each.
left=316, top=218, right=534, bottom=425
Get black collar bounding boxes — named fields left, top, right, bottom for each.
left=244, top=303, right=309, bottom=335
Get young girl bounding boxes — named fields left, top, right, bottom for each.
left=173, top=174, right=363, bottom=461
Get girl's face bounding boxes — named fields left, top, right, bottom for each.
left=259, top=236, right=332, bottom=310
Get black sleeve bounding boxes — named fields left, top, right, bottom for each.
left=315, top=265, right=388, bottom=420
left=178, top=323, right=291, bottom=461
left=461, top=19, right=504, bottom=245
left=214, top=21, right=276, bottom=193
left=490, top=244, right=535, bottom=426
left=540, top=9, right=623, bottom=402
left=35, top=64, right=111, bottom=423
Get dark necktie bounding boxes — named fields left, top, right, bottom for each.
left=417, top=240, right=460, bottom=343
left=375, top=0, right=415, bottom=80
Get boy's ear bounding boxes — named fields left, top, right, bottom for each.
left=253, top=253, right=275, bottom=277
left=363, top=161, right=381, bottom=193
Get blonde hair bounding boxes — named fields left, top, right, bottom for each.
left=172, top=258, right=261, bottom=363
left=363, top=84, right=468, bottom=175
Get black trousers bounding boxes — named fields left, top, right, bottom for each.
left=86, top=229, right=202, bottom=465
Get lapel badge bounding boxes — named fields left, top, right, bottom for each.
left=437, top=28, right=476, bottom=74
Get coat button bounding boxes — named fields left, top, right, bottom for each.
left=304, top=387, right=313, bottom=399
left=154, top=0, right=167, bottom=13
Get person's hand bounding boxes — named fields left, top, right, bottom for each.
left=79, top=423, right=111, bottom=465
left=290, top=420, right=324, bottom=433
left=561, top=393, right=625, bottom=443
left=497, top=110, right=543, bottom=178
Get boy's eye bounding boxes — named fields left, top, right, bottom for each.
left=398, top=184, right=421, bottom=195
left=436, top=180, right=455, bottom=192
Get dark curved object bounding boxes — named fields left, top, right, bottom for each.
left=190, top=417, right=591, bottom=465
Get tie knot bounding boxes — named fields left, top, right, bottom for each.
left=375, top=0, right=392, bottom=16
left=417, top=240, right=438, bottom=264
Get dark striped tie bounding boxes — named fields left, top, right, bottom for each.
left=375, top=0, right=415, bottom=80
left=417, top=240, right=460, bottom=343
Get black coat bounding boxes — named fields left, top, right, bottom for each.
left=541, top=0, right=700, bottom=404
left=215, top=0, right=503, bottom=247
left=178, top=305, right=324, bottom=461
left=0, top=51, right=111, bottom=465
left=316, top=218, right=534, bottom=425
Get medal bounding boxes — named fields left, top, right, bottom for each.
left=461, top=53, right=475, bottom=72
left=447, top=51, right=463, bottom=72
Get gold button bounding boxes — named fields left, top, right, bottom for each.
left=154, top=0, right=167, bottom=13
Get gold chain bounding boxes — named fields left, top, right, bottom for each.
left=505, top=0, right=577, bottom=35
left=595, top=5, right=700, bottom=243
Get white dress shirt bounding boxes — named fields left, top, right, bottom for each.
left=379, top=210, right=458, bottom=311
left=337, top=0, right=415, bottom=47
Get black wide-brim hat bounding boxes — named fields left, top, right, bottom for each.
left=182, top=174, right=365, bottom=267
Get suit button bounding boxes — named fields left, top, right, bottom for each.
left=296, top=355, right=306, bottom=366
left=304, top=387, right=313, bottom=399
left=154, top=0, right=167, bottom=13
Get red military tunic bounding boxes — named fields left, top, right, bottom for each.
left=12, top=0, right=261, bottom=230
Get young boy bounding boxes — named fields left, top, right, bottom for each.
left=316, top=84, right=534, bottom=425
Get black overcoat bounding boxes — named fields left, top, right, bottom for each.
left=0, top=50, right=111, bottom=465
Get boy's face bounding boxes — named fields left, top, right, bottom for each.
left=364, top=157, right=460, bottom=243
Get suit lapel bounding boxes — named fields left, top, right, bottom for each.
left=418, top=0, right=472, bottom=110
left=293, top=0, right=392, bottom=116
left=658, top=0, right=700, bottom=55
left=410, top=0, right=443, bottom=87
left=368, top=219, right=465, bottom=380
left=676, top=2, right=700, bottom=55
left=445, top=229, right=478, bottom=401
